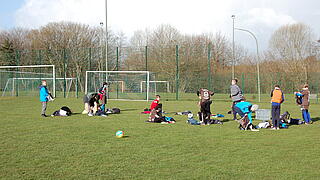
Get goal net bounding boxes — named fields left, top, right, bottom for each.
left=0, top=65, right=56, bottom=97
left=85, top=71, right=154, bottom=101
left=140, top=81, right=170, bottom=93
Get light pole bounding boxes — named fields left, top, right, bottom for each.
left=234, top=28, right=261, bottom=102
left=231, top=15, right=235, bottom=79
left=105, top=0, right=108, bottom=81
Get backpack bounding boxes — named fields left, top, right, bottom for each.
left=112, top=108, right=120, bottom=114
left=61, top=106, right=72, bottom=116
left=296, top=94, right=302, bottom=105
left=279, top=111, right=290, bottom=123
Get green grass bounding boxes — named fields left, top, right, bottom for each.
left=0, top=96, right=320, bottom=179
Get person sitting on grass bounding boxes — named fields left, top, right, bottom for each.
left=295, top=84, right=312, bottom=124
left=150, top=95, right=161, bottom=110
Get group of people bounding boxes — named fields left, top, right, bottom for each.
left=230, top=78, right=312, bottom=129
left=39, top=80, right=109, bottom=117
left=39, top=78, right=313, bottom=128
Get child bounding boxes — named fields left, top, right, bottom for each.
left=197, top=88, right=214, bottom=125
left=295, top=84, right=312, bottom=124
left=82, top=93, right=100, bottom=116
left=234, top=100, right=259, bottom=130
left=150, top=95, right=161, bottom=110
left=98, top=82, right=109, bottom=111
left=39, top=80, right=51, bottom=117
left=270, top=85, right=285, bottom=130
left=148, top=104, right=163, bottom=122
left=230, top=78, right=244, bottom=120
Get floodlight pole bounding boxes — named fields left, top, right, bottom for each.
left=105, top=0, right=108, bottom=82
left=231, top=15, right=235, bottom=79
left=234, top=28, right=261, bottom=102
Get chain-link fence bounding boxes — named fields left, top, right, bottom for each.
left=1, top=45, right=319, bottom=101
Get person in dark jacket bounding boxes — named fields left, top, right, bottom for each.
left=295, top=84, right=312, bottom=124
left=197, top=88, right=214, bottom=125
left=230, top=79, right=244, bottom=120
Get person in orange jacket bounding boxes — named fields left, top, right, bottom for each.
left=270, top=85, right=284, bottom=130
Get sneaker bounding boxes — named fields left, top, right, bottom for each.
left=271, top=127, right=277, bottom=130
left=41, top=114, right=47, bottom=117
left=88, top=113, right=93, bottom=117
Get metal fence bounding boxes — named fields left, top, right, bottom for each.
left=0, top=45, right=319, bottom=100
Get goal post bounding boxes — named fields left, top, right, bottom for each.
left=0, top=65, right=56, bottom=97
left=86, top=71, right=150, bottom=101
left=2, top=77, right=77, bottom=98
left=140, top=81, right=170, bottom=93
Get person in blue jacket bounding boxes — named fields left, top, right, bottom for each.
left=234, top=100, right=254, bottom=124
left=39, top=80, right=49, bottom=117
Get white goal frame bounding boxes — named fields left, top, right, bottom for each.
left=85, top=71, right=150, bottom=101
left=0, top=65, right=56, bottom=97
left=140, top=81, right=170, bottom=93
left=2, top=77, right=76, bottom=98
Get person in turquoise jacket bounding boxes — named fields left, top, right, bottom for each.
left=39, top=80, right=49, bottom=117
left=234, top=100, right=253, bottom=123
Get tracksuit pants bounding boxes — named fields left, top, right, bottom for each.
left=272, top=105, right=281, bottom=128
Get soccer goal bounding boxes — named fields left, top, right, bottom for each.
left=0, top=65, right=56, bottom=97
left=85, top=71, right=151, bottom=101
left=140, top=81, right=170, bottom=93
left=1, top=77, right=77, bottom=98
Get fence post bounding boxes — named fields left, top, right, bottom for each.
left=15, top=50, right=20, bottom=97
left=145, top=46, right=148, bottom=100
left=241, top=73, right=245, bottom=94
left=63, top=49, right=67, bottom=98
left=175, top=45, right=179, bottom=100
left=207, top=43, right=212, bottom=90
left=116, top=47, right=119, bottom=99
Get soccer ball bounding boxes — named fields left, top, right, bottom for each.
left=116, top=130, right=124, bottom=138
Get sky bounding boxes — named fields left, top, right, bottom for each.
left=0, top=0, right=319, bottom=52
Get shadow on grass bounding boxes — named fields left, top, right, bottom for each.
left=120, top=109, right=139, bottom=112
left=311, top=117, right=320, bottom=122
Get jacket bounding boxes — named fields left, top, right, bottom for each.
left=235, top=101, right=253, bottom=123
left=297, top=88, right=310, bottom=109
left=271, top=88, right=284, bottom=104
left=39, top=85, right=49, bottom=102
left=230, top=84, right=243, bottom=102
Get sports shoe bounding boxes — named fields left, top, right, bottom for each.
left=88, top=113, right=93, bottom=117
left=270, top=127, right=277, bottom=130
left=41, top=114, right=47, bottom=117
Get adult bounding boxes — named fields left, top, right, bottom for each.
left=270, top=85, right=284, bottom=130
left=230, top=78, right=244, bottom=120
left=295, top=84, right=312, bottom=124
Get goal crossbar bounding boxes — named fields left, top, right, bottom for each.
left=0, top=65, right=56, bottom=97
left=85, top=71, right=150, bottom=101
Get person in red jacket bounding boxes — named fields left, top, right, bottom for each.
left=150, top=95, right=161, bottom=110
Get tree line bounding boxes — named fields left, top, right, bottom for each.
left=0, top=22, right=319, bottom=93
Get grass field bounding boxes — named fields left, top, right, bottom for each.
left=0, top=95, right=320, bottom=179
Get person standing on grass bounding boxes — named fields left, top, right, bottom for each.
left=39, top=80, right=49, bottom=117
left=230, top=78, right=244, bottom=120
left=295, top=84, right=312, bottom=124
left=271, top=85, right=284, bottom=130
left=98, top=82, right=109, bottom=112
